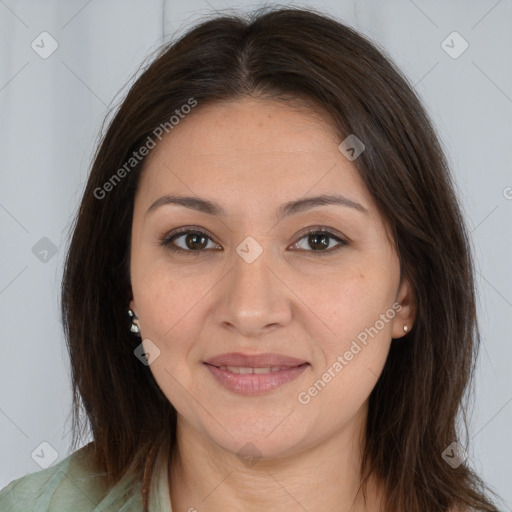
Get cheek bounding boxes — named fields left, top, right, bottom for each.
left=131, top=255, right=206, bottom=340
left=131, top=264, right=214, bottom=410
left=299, top=263, right=398, bottom=398
left=296, top=263, right=396, bottom=341
left=132, top=269, right=202, bottom=410
left=299, top=287, right=395, bottom=418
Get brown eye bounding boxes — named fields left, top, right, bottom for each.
left=180, top=232, right=209, bottom=250
left=161, top=228, right=220, bottom=254
left=292, top=228, right=348, bottom=254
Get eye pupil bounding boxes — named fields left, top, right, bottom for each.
left=186, top=233, right=208, bottom=250
left=309, top=233, right=330, bottom=251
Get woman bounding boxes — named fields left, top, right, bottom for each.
left=0, top=6, right=502, bottom=512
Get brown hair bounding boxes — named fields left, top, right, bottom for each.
left=61, top=6, right=501, bottom=511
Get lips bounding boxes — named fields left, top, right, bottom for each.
left=204, top=352, right=307, bottom=368
left=203, top=352, right=310, bottom=395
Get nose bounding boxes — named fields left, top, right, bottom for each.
left=214, top=245, right=292, bottom=338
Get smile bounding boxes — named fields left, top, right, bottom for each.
left=204, top=362, right=310, bottom=395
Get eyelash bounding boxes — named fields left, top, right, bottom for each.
left=160, top=225, right=349, bottom=257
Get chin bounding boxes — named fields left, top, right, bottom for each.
left=202, top=418, right=310, bottom=462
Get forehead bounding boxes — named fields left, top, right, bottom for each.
left=136, top=97, right=376, bottom=217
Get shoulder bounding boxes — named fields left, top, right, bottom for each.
left=0, top=449, right=73, bottom=511
left=0, top=443, right=142, bottom=512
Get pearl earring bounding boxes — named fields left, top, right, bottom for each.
left=128, top=308, right=141, bottom=336
left=403, top=325, right=408, bottom=332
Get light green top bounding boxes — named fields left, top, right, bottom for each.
left=0, top=444, right=173, bottom=511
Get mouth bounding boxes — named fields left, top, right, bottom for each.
left=203, top=353, right=310, bottom=395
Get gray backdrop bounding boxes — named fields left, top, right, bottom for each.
left=0, top=0, right=510, bottom=508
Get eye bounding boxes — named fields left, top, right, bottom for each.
left=161, top=227, right=221, bottom=255
left=160, top=226, right=349, bottom=256
left=290, top=227, right=349, bottom=255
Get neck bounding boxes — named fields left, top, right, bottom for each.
left=168, top=412, right=384, bottom=512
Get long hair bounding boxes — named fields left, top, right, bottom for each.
left=61, top=6, right=500, bottom=511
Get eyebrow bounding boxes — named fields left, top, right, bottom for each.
left=145, top=193, right=368, bottom=220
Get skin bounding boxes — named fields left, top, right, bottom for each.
left=129, top=97, right=416, bottom=512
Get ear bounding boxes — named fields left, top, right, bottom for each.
left=392, top=275, right=416, bottom=339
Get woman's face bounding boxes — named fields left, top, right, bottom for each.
left=129, top=97, right=414, bottom=460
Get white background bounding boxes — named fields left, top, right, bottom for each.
left=0, top=0, right=511, bottom=508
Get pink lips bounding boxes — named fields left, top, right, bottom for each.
left=203, top=352, right=310, bottom=395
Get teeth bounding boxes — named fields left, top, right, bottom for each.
left=253, top=367, right=271, bottom=374
left=236, top=366, right=253, bottom=374
left=218, top=366, right=289, bottom=374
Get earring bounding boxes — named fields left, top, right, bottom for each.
left=128, top=309, right=141, bottom=336
left=403, top=325, right=409, bottom=332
